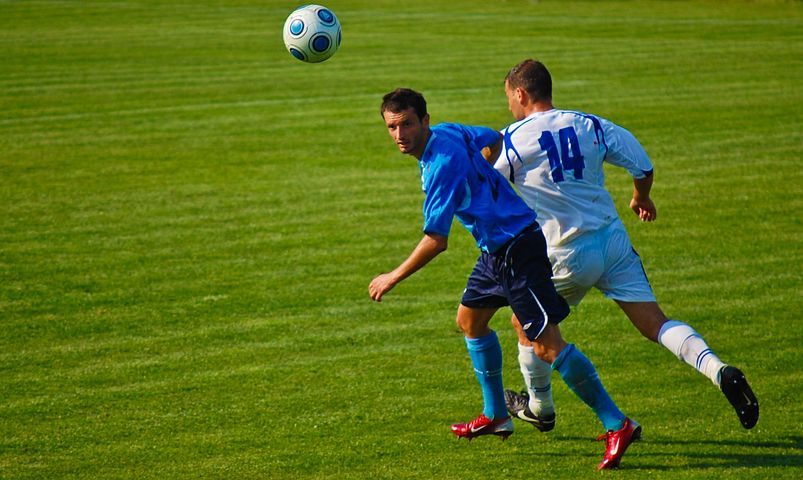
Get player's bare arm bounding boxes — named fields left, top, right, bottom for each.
left=630, top=173, right=656, bottom=222
left=369, top=233, right=448, bottom=302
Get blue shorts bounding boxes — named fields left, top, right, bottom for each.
left=461, top=224, right=570, bottom=341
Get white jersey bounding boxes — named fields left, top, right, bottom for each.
left=494, top=109, right=653, bottom=247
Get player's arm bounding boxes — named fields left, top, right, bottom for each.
left=600, top=118, right=657, bottom=222
left=630, top=171, right=656, bottom=222
left=369, top=233, right=448, bottom=302
left=481, top=137, right=503, bottom=165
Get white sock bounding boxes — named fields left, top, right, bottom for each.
left=517, top=343, right=555, bottom=416
left=658, top=320, right=726, bottom=386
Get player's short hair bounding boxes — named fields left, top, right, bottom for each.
left=381, top=88, right=428, bottom=120
left=505, top=59, right=552, bottom=103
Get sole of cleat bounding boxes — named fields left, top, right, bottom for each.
left=720, top=366, right=759, bottom=429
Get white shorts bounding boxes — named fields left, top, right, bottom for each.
left=547, top=219, right=656, bottom=306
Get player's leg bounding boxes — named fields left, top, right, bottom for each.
left=599, top=220, right=720, bottom=378
left=505, top=227, right=639, bottom=469
left=602, top=219, right=758, bottom=429
left=614, top=299, right=666, bottom=341
left=451, top=253, right=514, bottom=440
left=456, top=304, right=506, bottom=420
left=616, top=300, right=758, bottom=429
left=506, top=314, right=556, bottom=432
left=532, top=323, right=641, bottom=470
left=450, top=304, right=513, bottom=440
left=506, top=237, right=599, bottom=430
left=616, top=300, right=728, bottom=382
left=533, top=324, right=626, bottom=431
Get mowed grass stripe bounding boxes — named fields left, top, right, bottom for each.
left=1, top=0, right=801, bottom=478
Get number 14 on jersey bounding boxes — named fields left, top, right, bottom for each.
left=538, top=127, right=585, bottom=183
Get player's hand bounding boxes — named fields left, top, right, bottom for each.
left=369, top=273, right=397, bottom=302
left=630, top=197, right=657, bottom=222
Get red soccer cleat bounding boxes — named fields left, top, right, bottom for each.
left=596, top=417, right=642, bottom=470
left=451, top=414, right=514, bottom=441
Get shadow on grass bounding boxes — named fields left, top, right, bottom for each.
left=555, top=435, right=803, bottom=470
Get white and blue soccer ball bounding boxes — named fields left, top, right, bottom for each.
left=282, top=5, right=341, bottom=63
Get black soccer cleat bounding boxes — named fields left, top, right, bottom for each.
left=719, top=366, right=759, bottom=429
left=504, top=389, right=555, bottom=432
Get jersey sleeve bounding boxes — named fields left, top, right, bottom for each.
left=458, top=124, right=503, bottom=151
left=600, top=118, right=654, bottom=178
left=421, top=152, right=467, bottom=237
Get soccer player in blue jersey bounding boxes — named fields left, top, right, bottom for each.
left=492, top=60, right=758, bottom=466
left=370, top=89, right=638, bottom=466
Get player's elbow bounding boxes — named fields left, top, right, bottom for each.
left=427, top=233, right=449, bottom=253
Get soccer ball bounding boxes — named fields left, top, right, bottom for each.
left=282, top=5, right=341, bottom=63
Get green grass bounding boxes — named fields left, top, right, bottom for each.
left=1, top=0, right=802, bottom=478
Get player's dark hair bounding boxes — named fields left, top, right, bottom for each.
left=381, top=88, right=428, bottom=120
left=505, top=59, right=552, bottom=103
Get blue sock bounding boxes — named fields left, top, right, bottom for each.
left=553, top=344, right=625, bottom=431
left=465, top=331, right=507, bottom=419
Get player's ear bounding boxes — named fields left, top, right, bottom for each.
left=422, top=113, right=430, bottom=129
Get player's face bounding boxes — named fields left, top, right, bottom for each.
left=505, top=81, right=526, bottom=121
left=383, top=108, right=430, bottom=159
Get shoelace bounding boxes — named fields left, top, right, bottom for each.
left=596, top=430, right=613, bottom=442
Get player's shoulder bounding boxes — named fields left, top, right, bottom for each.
left=429, top=123, right=464, bottom=152
left=431, top=122, right=465, bottom=142
left=433, top=122, right=497, bottom=142
left=425, top=124, right=470, bottom=166
left=431, top=122, right=498, bottom=155
left=552, top=108, right=605, bottom=124
left=552, top=109, right=619, bottom=137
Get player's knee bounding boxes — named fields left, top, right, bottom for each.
left=510, top=315, right=534, bottom=345
left=637, top=314, right=667, bottom=342
left=621, top=302, right=667, bottom=342
left=455, top=316, right=469, bottom=334
left=531, top=342, right=556, bottom=364
left=529, top=324, right=567, bottom=364
left=456, top=315, right=481, bottom=337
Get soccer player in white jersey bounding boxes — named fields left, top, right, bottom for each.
left=492, top=60, right=759, bottom=451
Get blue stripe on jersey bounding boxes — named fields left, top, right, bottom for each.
left=502, top=117, right=537, bottom=182
left=563, top=110, right=609, bottom=161
left=584, top=114, right=608, bottom=161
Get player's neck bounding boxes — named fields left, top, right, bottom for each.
left=411, top=129, right=432, bottom=160
left=525, top=100, right=555, bottom=116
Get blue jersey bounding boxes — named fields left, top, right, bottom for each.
left=419, top=123, right=537, bottom=253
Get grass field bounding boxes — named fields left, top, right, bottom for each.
left=1, top=0, right=802, bottom=478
